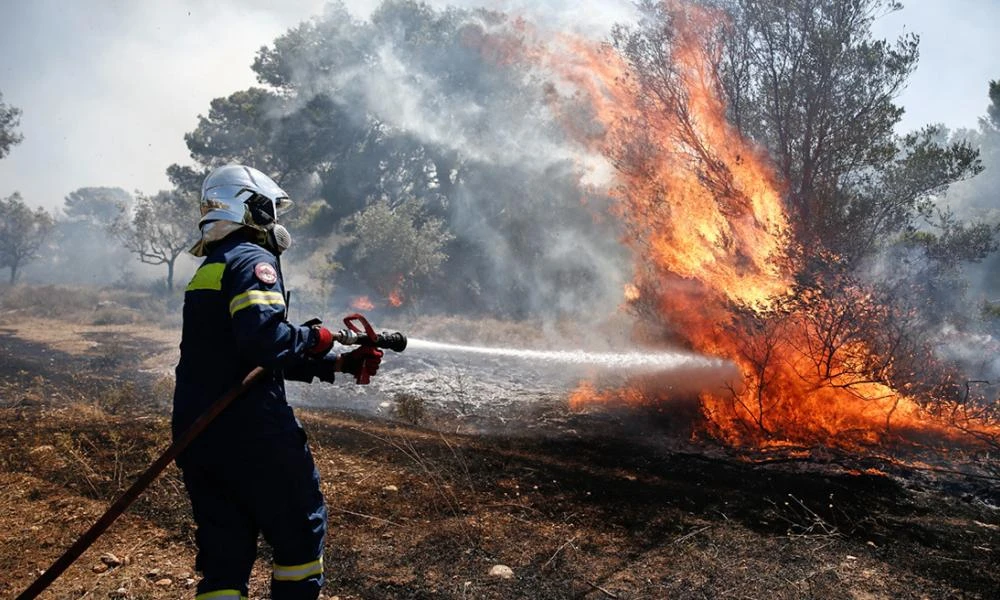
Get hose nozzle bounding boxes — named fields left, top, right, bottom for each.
left=332, top=313, right=407, bottom=352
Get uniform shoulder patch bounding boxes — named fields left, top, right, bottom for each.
left=254, top=262, right=278, bottom=285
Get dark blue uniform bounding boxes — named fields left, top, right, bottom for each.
left=173, top=233, right=326, bottom=600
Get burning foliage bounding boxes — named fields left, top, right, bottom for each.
left=511, top=0, right=1000, bottom=454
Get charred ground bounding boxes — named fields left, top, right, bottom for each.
left=0, top=302, right=997, bottom=599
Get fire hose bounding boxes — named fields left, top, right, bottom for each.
left=16, top=313, right=406, bottom=600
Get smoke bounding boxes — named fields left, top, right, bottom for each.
left=259, top=1, right=636, bottom=320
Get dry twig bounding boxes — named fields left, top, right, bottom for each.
left=542, top=534, right=579, bottom=570
left=332, top=507, right=402, bottom=527
left=673, top=525, right=711, bottom=544
left=585, top=580, right=618, bottom=598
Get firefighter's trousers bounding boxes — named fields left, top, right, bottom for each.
left=180, top=430, right=327, bottom=600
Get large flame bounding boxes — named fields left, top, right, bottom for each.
left=519, top=2, right=998, bottom=451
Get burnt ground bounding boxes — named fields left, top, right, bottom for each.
left=0, top=318, right=998, bottom=599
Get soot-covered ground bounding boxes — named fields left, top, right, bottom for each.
left=0, top=315, right=996, bottom=599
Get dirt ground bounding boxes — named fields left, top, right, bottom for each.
left=0, top=307, right=997, bottom=599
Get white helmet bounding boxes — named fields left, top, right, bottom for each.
left=199, top=164, right=292, bottom=228
left=191, top=165, right=294, bottom=256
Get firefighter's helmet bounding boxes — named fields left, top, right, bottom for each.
left=199, top=164, right=292, bottom=229
left=191, top=165, right=294, bottom=256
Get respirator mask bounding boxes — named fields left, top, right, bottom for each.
left=247, top=195, right=292, bottom=255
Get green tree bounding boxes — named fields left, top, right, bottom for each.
left=180, top=0, right=624, bottom=314
left=0, top=193, right=54, bottom=284
left=0, top=91, right=23, bottom=159
left=113, top=190, right=197, bottom=291
left=342, top=198, right=453, bottom=306
left=185, top=88, right=285, bottom=174
left=63, top=187, right=132, bottom=223
left=986, top=80, right=1000, bottom=131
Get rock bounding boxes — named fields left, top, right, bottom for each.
left=92, top=564, right=109, bottom=574
left=99, top=553, right=122, bottom=567
left=489, top=564, right=514, bottom=579
left=185, top=578, right=196, bottom=587
left=110, top=588, right=127, bottom=598
left=146, top=568, right=161, bottom=577
left=155, top=578, right=173, bottom=586
left=383, top=485, right=399, bottom=492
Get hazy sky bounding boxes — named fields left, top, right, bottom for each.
left=0, top=0, right=997, bottom=212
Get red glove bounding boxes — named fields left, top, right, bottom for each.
left=340, top=345, right=383, bottom=384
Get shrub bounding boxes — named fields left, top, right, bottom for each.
left=393, top=392, right=426, bottom=425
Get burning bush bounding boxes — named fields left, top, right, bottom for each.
left=544, top=0, right=1000, bottom=452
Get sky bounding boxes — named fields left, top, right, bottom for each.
left=0, top=0, right=997, bottom=212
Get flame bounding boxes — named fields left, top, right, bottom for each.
left=351, top=296, right=374, bottom=311
left=529, top=2, right=999, bottom=451
left=388, top=289, right=404, bottom=308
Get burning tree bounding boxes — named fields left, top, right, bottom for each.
left=0, top=193, right=54, bottom=285
left=549, top=0, right=1000, bottom=450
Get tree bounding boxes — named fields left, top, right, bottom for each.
left=617, top=0, right=982, bottom=264
left=184, top=88, right=286, bottom=173
left=36, top=187, right=136, bottom=285
left=340, top=198, right=453, bottom=306
left=986, top=80, right=1000, bottom=132
left=0, top=193, right=54, bottom=284
left=179, top=1, right=627, bottom=315
left=114, top=190, right=198, bottom=291
left=0, top=92, right=23, bottom=160
left=64, top=187, right=132, bottom=223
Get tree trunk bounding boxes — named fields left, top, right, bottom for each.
left=166, top=258, right=175, bottom=292
left=9, top=262, right=18, bottom=285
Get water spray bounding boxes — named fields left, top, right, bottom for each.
left=406, top=338, right=729, bottom=372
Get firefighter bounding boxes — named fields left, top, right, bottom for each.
left=172, top=164, right=382, bottom=600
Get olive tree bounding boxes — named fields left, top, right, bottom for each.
left=113, top=190, right=198, bottom=291
left=0, top=193, right=54, bottom=284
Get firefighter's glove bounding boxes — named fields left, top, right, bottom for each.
left=341, top=345, right=383, bottom=385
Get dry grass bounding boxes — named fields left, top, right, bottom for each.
left=0, top=303, right=997, bottom=599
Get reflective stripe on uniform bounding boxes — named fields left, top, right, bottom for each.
left=228, top=290, right=285, bottom=316
left=186, top=263, right=225, bottom=292
left=272, top=556, right=324, bottom=581
left=195, top=590, right=246, bottom=600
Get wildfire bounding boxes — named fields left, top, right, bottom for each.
left=351, top=296, right=375, bottom=311
left=532, top=2, right=1000, bottom=452
left=388, top=289, right=404, bottom=308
